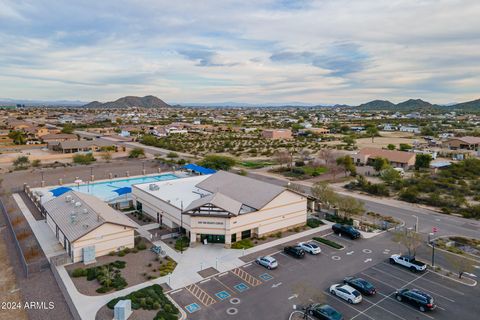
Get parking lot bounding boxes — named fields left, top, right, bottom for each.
left=323, top=261, right=479, bottom=320
left=169, top=232, right=479, bottom=320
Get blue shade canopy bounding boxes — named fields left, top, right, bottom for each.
left=113, top=187, right=132, bottom=195
left=183, top=163, right=216, bottom=175
left=50, top=186, right=72, bottom=197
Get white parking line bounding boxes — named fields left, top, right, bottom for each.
left=170, top=289, right=183, bottom=294
left=360, top=272, right=397, bottom=290
left=375, top=292, right=435, bottom=320
left=371, top=267, right=455, bottom=302
left=243, top=263, right=252, bottom=268
left=381, top=262, right=465, bottom=295
left=362, top=297, right=407, bottom=320
left=328, top=292, right=376, bottom=320
left=200, top=278, right=211, bottom=284
left=351, top=271, right=429, bottom=320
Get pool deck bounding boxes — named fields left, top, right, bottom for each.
left=30, top=171, right=190, bottom=203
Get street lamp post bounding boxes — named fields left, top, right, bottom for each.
left=412, top=215, right=419, bottom=233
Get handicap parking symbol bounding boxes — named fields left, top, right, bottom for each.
left=259, top=273, right=273, bottom=281
left=215, top=290, right=231, bottom=300
left=185, top=303, right=201, bottom=313
left=234, top=282, right=249, bottom=292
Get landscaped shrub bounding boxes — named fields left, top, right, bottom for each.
left=107, top=284, right=178, bottom=320
left=72, top=268, right=87, bottom=277
left=306, top=218, right=324, bottom=228
left=231, top=238, right=254, bottom=249
left=312, top=237, right=344, bottom=249
left=117, top=250, right=126, bottom=257
left=136, top=241, right=147, bottom=250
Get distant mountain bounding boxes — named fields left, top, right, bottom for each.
left=357, top=98, right=479, bottom=111
left=83, top=95, right=170, bottom=108
left=449, top=98, right=480, bottom=111
left=358, top=100, right=395, bottom=110
left=396, top=99, right=433, bottom=109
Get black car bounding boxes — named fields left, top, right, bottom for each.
left=343, top=277, right=376, bottom=295
left=332, top=224, right=361, bottom=239
left=283, top=245, right=305, bottom=258
left=308, top=304, right=343, bottom=320
left=395, top=288, right=436, bottom=312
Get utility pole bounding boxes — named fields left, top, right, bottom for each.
left=180, top=201, right=184, bottom=254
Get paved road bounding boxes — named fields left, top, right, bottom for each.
left=246, top=172, right=480, bottom=239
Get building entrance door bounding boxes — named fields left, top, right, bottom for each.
left=201, top=234, right=225, bottom=244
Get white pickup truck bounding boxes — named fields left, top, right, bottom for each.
left=389, top=254, right=427, bottom=272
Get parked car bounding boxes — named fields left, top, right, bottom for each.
left=331, top=224, right=361, bottom=239
left=395, top=288, right=436, bottom=312
left=284, top=245, right=306, bottom=258
left=329, top=284, right=362, bottom=304
left=298, top=242, right=321, bottom=255
left=307, top=303, right=343, bottom=320
left=255, top=256, right=278, bottom=269
left=389, top=254, right=426, bottom=272
left=343, top=277, right=376, bottom=295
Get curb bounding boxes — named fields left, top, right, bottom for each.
left=426, top=268, right=477, bottom=287
left=167, top=294, right=187, bottom=320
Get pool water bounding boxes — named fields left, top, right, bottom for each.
left=68, top=174, right=178, bottom=201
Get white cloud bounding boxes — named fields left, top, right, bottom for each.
left=0, top=0, right=479, bottom=104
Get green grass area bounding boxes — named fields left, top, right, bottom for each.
left=107, top=284, right=179, bottom=320
left=281, top=165, right=328, bottom=179
left=240, top=160, right=274, bottom=169
left=312, top=237, right=344, bottom=249
left=231, top=238, right=254, bottom=249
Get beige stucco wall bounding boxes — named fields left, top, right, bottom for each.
left=134, top=188, right=307, bottom=243
left=72, top=223, right=134, bottom=262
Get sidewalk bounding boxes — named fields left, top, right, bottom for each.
left=12, top=191, right=339, bottom=320
left=12, top=194, right=65, bottom=258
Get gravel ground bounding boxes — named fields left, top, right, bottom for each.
left=65, top=248, right=173, bottom=296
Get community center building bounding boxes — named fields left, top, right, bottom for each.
left=131, top=171, right=307, bottom=247
left=42, top=191, right=136, bottom=263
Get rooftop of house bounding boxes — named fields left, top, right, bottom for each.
left=43, top=191, right=136, bottom=242
left=356, top=147, right=416, bottom=163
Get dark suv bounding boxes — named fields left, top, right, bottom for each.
left=395, top=288, right=436, bottom=312
left=332, top=224, right=361, bottom=239
left=284, top=245, right=305, bottom=259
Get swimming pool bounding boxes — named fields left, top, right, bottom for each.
left=62, top=174, right=179, bottom=201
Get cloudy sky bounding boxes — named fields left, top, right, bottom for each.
left=1, top=0, right=479, bottom=105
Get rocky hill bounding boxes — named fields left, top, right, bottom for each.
left=83, top=95, right=170, bottom=108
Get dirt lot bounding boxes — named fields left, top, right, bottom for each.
left=0, top=232, right=28, bottom=320
left=1, top=158, right=166, bottom=190
left=65, top=247, right=175, bottom=296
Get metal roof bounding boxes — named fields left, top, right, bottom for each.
left=43, top=191, right=135, bottom=242
left=195, top=171, right=285, bottom=210
left=184, top=192, right=244, bottom=216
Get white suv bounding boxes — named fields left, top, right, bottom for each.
left=330, top=284, right=362, bottom=304
left=255, top=256, right=278, bottom=269
left=298, top=242, right=321, bottom=255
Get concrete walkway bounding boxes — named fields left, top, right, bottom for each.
left=12, top=194, right=65, bottom=258
left=13, top=193, right=339, bottom=320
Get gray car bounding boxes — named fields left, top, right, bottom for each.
left=255, top=256, right=278, bottom=269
